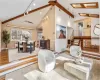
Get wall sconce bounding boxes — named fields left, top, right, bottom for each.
left=68, top=21, right=71, bottom=27
left=57, top=17, right=61, bottom=23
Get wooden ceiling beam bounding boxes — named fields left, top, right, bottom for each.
left=71, top=2, right=98, bottom=9
left=56, top=2, right=74, bottom=18
left=79, top=13, right=99, bottom=18
left=49, top=1, right=74, bottom=18
left=2, top=4, right=51, bottom=24
left=80, top=4, right=85, bottom=8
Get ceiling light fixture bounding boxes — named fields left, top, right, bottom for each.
left=24, top=0, right=35, bottom=16
left=71, top=2, right=98, bottom=8
left=57, top=17, right=61, bottom=23
left=33, top=3, right=36, bottom=6
left=79, top=13, right=99, bottom=18
left=40, top=12, right=42, bottom=15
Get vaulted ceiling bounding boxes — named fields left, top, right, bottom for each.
left=0, top=0, right=49, bottom=21
left=58, top=0, right=99, bottom=19
left=0, top=0, right=99, bottom=27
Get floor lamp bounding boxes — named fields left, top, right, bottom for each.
left=93, top=24, right=100, bottom=53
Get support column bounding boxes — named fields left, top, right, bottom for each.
left=0, top=21, right=1, bottom=52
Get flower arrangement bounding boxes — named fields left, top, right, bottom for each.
left=22, top=34, right=29, bottom=42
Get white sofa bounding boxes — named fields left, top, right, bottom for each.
left=38, top=49, right=55, bottom=72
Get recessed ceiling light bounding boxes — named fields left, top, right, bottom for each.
left=71, top=2, right=98, bottom=8
left=84, top=4, right=96, bottom=7
left=40, top=12, right=42, bottom=15
left=72, top=4, right=81, bottom=8
left=33, top=3, right=36, bottom=6
left=79, top=13, right=87, bottom=16
left=57, top=17, right=61, bottom=23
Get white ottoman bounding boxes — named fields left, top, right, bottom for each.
left=64, top=62, right=92, bottom=80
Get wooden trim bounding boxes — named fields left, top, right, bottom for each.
left=49, top=1, right=74, bottom=18
left=0, top=55, right=37, bottom=73
left=71, top=2, right=98, bottom=9
left=79, top=13, right=99, bottom=18
left=74, top=36, right=99, bottom=39
left=80, top=4, right=85, bottom=8
left=49, top=1, right=56, bottom=6
left=2, top=4, right=51, bottom=24
left=82, top=54, right=100, bottom=60
left=19, top=55, right=37, bottom=60
left=0, top=58, right=37, bottom=73
left=66, top=49, right=100, bottom=60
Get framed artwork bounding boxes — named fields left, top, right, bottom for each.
left=11, top=29, right=17, bottom=41
left=37, top=32, right=42, bottom=40
left=78, top=22, right=83, bottom=36
left=17, top=30, right=22, bottom=40
left=11, top=28, right=32, bottom=41
left=56, top=24, right=66, bottom=39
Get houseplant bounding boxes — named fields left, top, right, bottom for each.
left=2, top=30, right=10, bottom=48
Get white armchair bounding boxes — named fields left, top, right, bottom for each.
left=38, top=49, right=55, bottom=73
left=70, top=46, right=83, bottom=64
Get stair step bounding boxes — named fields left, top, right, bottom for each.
left=83, top=54, right=100, bottom=60
left=83, top=51, right=100, bottom=57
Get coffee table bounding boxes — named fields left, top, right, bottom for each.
left=64, top=58, right=92, bottom=80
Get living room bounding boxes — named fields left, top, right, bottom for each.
left=0, top=0, right=100, bottom=80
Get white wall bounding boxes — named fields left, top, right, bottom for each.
left=55, top=6, right=74, bottom=52
left=40, top=6, right=55, bottom=50
left=73, top=18, right=91, bottom=36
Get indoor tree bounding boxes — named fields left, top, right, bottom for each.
left=2, top=30, right=10, bottom=48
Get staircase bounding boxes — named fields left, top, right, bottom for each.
left=82, top=51, right=100, bottom=60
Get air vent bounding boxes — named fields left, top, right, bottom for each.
left=24, top=20, right=34, bottom=24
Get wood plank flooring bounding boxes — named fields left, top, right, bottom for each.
left=0, top=55, right=37, bottom=73
left=0, top=50, right=9, bottom=66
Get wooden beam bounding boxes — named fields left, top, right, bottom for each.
left=79, top=13, right=99, bottom=18
left=49, top=1, right=56, bottom=6
left=49, top=1, right=74, bottom=18
left=56, top=2, right=74, bottom=18
left=80, top=4, right=85, bottom=8
left=71, top=2, right=98, bottom=9
left=2, top=4, right=51, bottom=24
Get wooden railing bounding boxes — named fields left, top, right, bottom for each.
left=74, top=36, right=99, bottom=53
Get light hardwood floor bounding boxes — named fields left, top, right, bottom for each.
left=90, top=59, right=100, bottom=80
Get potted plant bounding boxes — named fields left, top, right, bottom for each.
left=1, top=30, right=10, bottom=65
left=2, top=30, right=10, bottom=48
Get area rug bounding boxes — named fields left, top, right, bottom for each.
left=24, top=70, right=69, bottom=80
